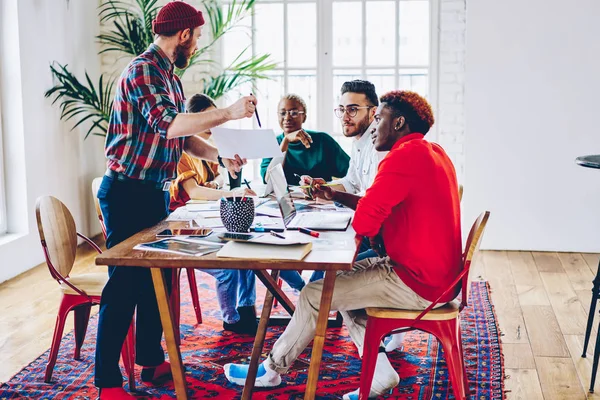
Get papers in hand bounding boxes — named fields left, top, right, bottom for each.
left=211, top=127, right=283, bottom=160
left=134, top=238, right=221, bottom=256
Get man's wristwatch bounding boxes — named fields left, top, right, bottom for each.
left=217, top=155, right=225, bottom=168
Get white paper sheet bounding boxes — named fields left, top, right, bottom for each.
left=211, top=127, right=284, bottom=159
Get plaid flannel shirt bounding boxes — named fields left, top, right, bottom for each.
left=104, top=44, right=186, bottom=183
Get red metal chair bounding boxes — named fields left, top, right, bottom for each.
left=35, top=196, right=136, bottom=390
left=358, top=211, right=490, bottom=400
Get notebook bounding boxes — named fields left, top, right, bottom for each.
left=216, top=241, right=312, bottom=261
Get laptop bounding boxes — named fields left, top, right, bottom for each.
left=269, top=164, right=352, bottom=231
left=261, top=155, right=285, bottom=198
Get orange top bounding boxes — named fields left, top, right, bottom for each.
left=169, top=152, right=220, bottom=211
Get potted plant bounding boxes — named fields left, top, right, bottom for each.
left=45, top=0, right=277, bottom=139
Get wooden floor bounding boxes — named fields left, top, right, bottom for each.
left=1, top=248, right=599, bottom=399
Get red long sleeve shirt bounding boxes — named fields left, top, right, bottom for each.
left=352, top=133, right=462, bottom=303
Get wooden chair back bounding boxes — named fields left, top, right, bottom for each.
left=458, top=184, right=463, bottom=202
left=35, top=196, right=78, bottom=278
left=460, top=211, right=490, bottom=309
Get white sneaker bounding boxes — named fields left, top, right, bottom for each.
left=384, top=332, right=406, bottom=352
left=343, top=353, right=400, bottom=399
left=223, top=361, right=282, bottom=387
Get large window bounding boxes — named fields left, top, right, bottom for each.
left=221, top=0, right=436, bottom=179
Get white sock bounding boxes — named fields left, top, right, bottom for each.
left=261, top=359, right=280, bottom=379
left=385, top=332, right=406, bottom=352
left=343, top=352, right=399, bottom=399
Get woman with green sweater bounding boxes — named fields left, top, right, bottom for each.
left=260, top=94, right=350, bottom=185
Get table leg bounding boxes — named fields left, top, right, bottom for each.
left=150, top=268, right=188, bottom=400
left=304, top=270, right=337, bottom=400
left=241, top=270, right=281, bottom=400
left=254, top=269, right=296, bottom=316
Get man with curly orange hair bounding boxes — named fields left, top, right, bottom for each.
left=223, top=91, right=462, bottom=399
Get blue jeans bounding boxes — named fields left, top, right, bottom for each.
left=309, top=237, right=377, bottom=282
left=202, top=269, right=256, bottom=323
left=279, top=270, right=305, bottom=291
left=95, top=175, right=172, bottom=388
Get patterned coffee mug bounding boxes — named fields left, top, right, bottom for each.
left=219, top=197, right=255, bottom=232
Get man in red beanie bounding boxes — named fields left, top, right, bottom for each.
left=94, top=2, right=258, bottom=398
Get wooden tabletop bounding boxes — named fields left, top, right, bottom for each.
left=95, top=220, right=357, bottom=271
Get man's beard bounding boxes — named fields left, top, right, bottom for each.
left=344, top=113, right=371, bottom=138
left=174, top=39, right=194, bottom=69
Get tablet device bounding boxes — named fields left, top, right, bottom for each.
left=218, top=232, right=262, bottom=242
left=157, top=228, right=213, bottom=238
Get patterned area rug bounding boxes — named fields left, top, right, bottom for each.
left=0, top=272, right=504, bottom=399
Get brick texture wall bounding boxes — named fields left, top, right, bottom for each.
left=437, top=0, right=466, bottom=181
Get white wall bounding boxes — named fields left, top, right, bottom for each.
left=464, top=0, right=600, bottom=251
left=0, top=0, right=105, bottom=283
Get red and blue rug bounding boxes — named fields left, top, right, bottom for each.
left=0, top=272, right=504, bottom=399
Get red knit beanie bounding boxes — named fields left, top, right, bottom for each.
left=152, top=1, right=205, bottom=35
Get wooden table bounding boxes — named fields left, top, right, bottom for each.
left=95, top=220, right=357, bottom=400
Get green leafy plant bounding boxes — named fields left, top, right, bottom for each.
left=46, top=0, right=277, bottom=138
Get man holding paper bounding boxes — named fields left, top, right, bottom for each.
left=95, top=2, right=257, bottom=398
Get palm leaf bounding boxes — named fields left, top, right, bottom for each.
left=48, top=0, right=278, bottom=139
left=201, top=49, right=277, bottom=99
left=45, top=62, right=115, bottom=138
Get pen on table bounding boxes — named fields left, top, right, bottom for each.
left=299, top=227, right=320, bottom=238
left=250, top=93, right=261, bottom=128
left=253, top=226, right=284, bottom=232
left=270, top=231, right=286, bottom=239
left=243, top=179, right=252, bottom=190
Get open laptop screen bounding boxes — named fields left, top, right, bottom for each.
left=269, top=163, right=296, bottom=227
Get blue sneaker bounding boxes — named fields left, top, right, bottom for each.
left=223, top=363, right=282, bottom=387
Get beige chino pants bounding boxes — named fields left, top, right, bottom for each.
left=267, top=256, right=435, bottom=373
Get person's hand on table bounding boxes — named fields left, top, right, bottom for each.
left=203, top=181, right=219, bottom=189
left=312, top=181, right=334, bottom=201
left=222, top=154, right=247, bottom=179
left=300, top=175, right=326, bottom=199
left=285, top=129, right=313, bottom=149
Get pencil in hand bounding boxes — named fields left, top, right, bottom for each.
left=298, top=183, right=336, bottom=189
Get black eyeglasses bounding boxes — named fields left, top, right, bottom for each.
left=334, top=106, right=373, bottom=118
left=278, top=110, right=305, bottom=118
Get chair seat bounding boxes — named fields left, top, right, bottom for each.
left=366, top=300, right=460, bottom=321
left=59, top=273, right=108, bottom=296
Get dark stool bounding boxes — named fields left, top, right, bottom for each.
left=577, top=155, right=600, bottom=392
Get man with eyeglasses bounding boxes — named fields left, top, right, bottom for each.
left=302, top=80, right=384, bottom=199
left=304, top=80, right=386, bottom=283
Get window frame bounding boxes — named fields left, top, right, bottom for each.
left=0, top=78, right=7, bottom=235
left=219, top=0, right=440, bottom=178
